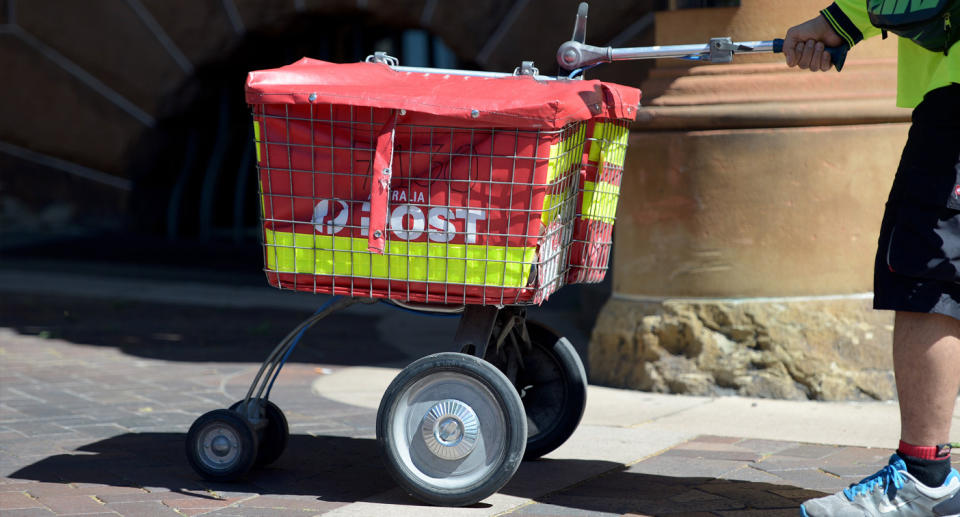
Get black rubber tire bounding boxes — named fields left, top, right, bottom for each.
left=486, top=320, right=588, bottom=460
left=185, top=409, right=259, bottom=481
left=376, top=352, right=527, bottom=507
left=229, top=400, right=289, bottom=466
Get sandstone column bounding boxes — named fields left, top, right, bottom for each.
left=589, top=0, right=910, bottom=400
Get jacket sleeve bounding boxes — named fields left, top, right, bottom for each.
left=820, top=0, right=882, bottom=48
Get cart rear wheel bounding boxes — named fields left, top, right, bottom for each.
left=486, top=320, right=587, bottom=460
left=376, top=352, right=526, bottom=507
left=229, top=399, right=289, bottom=466
left=185, top=409, right=259, bottom=481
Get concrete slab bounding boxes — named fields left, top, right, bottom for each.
left=642, top=396, right=911, bottom=448
left=545, top=425, right=695, bottom=465
left=309, top=366, right=941, bottom=450
left=581, top=386, right=711, bottom=427
left=310, top=367, right=395, bottom=410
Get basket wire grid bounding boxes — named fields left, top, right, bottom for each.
left=567, top=119, right=629, bottom=285
left=253, top=102, right=590, bottom=306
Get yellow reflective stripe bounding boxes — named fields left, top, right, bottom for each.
left=612, top=123, right=628, bottom=167
left=542, top=143, right=561, bottom=225
left=581, top=180, right=619, bottom=223
left=263, top=230, right=536, bottom=288
left=587, top=123, right=629, bottom=168
left=253, top=120, right=263, bottom=163
left=587, top=123, right=604, bottom=164
left=254, top=120, right=266, bottom=216
left=542, top=125, right=587, bottom=224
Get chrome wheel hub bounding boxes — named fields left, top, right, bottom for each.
left=211, top=435, right=231, bottom=456
left=420, top=399, right=479, bottom=460
left=199, top=425, right=240, bottom=468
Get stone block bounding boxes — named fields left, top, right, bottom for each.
left=697, top=482, right=798, bottom=509
left=590, top=297, right=895, bottom=400
left=473, top=0, right=656, bottom=78
left=239, top=494, right=336, bottom=512
left=332, top=0, right=428, bottom=28
left=627, top=454, right=746, bottom=479
left=35, top=493, right=105, bottom=514
left=18, top=0, right=188, bottom=117
left=0, top=36, right=144, bottom=174
left=616, top=122, right=906, bottom=298
left=0, top=510, right=57, bottom=517
left=105, top=501, right=183, bottom=517
left=230, top=0, right=293, bottom=28
left=510, top=502, right=622, bottom=516
left=423, top=0, right=513, bottom=61
left=139, top=0, right=239, bottom=67
left=0, top=492, right=43, bottom=510
left=715, top=510, right=800, bottom=517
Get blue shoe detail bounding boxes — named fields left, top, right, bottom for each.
left=945, top=468, right=960, bottom=487
left=802, top=455, right=960, bottom=516
left=842, top=454, right=906, bottom=501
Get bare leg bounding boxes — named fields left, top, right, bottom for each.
left=893, top=310, right=960, bottom=446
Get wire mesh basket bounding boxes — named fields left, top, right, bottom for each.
left=246, top=58, right=640, bottom=306
left=567, top=118, right=629, bottom=284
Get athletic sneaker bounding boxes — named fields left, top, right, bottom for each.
left=800, top=454, right=960, bottom=516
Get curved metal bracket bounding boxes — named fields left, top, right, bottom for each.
left=366, top=52, right=400, bottom=66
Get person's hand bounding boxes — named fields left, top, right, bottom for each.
left=784, top=15, right=844, bottom=72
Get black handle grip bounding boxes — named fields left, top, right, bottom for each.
left=772, top=37, right=848, bottom=72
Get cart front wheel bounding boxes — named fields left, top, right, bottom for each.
left=486, top=320, right=587, bottom=460
left=185, top=409, right=258, bottom=481
left=376, top=352, right=526, bottom=507
left=229, top=399, right=289, bottom=466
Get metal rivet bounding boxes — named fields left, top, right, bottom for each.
left=470, top=109, right=479, bottom=118
left=308, top=93, right=317, bottom=102
left=399, top=109, right=406, bottom=116
left=373, top=230, right=382, bottom=238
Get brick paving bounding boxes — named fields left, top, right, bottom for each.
left=2, top=294, right=958, bottom=516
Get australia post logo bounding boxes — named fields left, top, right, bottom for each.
left=310, top=196, right=487, bottom=244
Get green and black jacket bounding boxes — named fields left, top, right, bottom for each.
left=821, top=0, right=960, bottom=107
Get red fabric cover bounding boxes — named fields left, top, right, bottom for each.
left=249, top=59, right=640, bottom=305
left=566, top=119, right=625, bottom=284
left=246, top=58, right=641, bottom=130
left=255, top=104, right=559, bottom=250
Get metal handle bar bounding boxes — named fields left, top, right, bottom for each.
left=557, top=3, right=848, bottom=73
left=366, top=52, right=561, bottom=80
left=389, top=64, right=558, bottom=80
left=557, top=37, right=847, bottom=72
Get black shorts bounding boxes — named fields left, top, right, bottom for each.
left=874, top=83, right=960, bottom=319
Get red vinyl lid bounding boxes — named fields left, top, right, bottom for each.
left=246, top=58, right=641, bottom=130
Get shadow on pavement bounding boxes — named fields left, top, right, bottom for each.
left=505, top=470, right=821, bottom=515
left=9, top=433, right=395, bottom=503
left=0, top=294, right=414, bottom=366
left=0, top=291, right=587, bottom=370
left=8, top=431, right=820, bottom=513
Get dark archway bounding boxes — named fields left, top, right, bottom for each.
left=126, top=13, right=464, bottom=245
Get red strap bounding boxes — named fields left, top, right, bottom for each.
left=367, top=111, right=397, bottom=254
left=899, top=440, right=951, bottom=460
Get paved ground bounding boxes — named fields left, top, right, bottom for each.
left=1, top=268, right=959, bottom=517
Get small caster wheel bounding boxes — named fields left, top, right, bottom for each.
left=486, top=320, right=587, bottom=460
left=186, top=409, right=258, bottom=481
left=229, top=399, right=289, bottom=466
left=376, top=352, right=526, bottom=507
